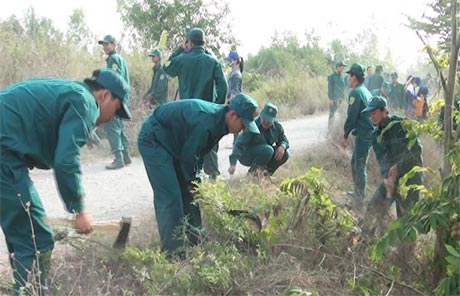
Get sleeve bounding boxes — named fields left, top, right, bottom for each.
left=214, top=62, right=228, bottom=104
left=229, top=131, right=251, bottom=166
left=276, top=123, right=289, bottom=149
left=392, top=124, right=420, bottom=175
left=327, top=75, right=333, bottom=99
left=53, top=95, right=95, bottom=213
left=107, top=56, right=121, bottom=74
left=151, top=69, right=169, bottom=99
left=163, top=47, right=184, bottom=78
left=343, top=93, right=361, bottom=138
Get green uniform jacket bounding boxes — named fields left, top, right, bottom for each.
left=138, top=99, right=229, bottom=182
left=367, top=73, right=384, bottom=92
left=328, top=72, right=347, bottom=100
left=373, top=115, right=423, bottom=178
left=227, top=69, right=242, bottom=99
left=147, top=63, right=169, bottom=104
left=344, top=84, right=373, bottom=139
left=0, top=79, right=99, bottom=212
left=229, top=117, right=289, bottom=166
left=163, top=46, right=227, bottom=103
left=107, top=50, right=130, bottom=84
left=389, top=83, right=405, bottom=109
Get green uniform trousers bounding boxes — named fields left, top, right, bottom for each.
left=0, top=152, right=54, bottom=293
left=138, top=139, right=202, bottom=256
left=367, top=172, right=422, bottom=219
left=104, top=116, right=130, bottom=154
left=239, top=144, right=289, bottom=174
left=351, top=135, right=372, bottom=200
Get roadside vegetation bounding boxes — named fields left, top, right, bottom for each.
left=0, top=0, right=459, bottom=295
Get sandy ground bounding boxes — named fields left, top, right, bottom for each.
left=0, top=113, right=328, bottom=268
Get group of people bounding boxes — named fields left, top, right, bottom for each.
left=330, top=62, right=423, bottom=232
left=0, top=27, right=291, bottom=294
left=328, top=62, right=435, bottom=124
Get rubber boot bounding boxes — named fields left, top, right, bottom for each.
left=123, top=150, right=132, bottom=165
left=106, top=151, right=124, bottom=170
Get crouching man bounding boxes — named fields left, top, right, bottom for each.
left=228, top=103, right=290, bottom=177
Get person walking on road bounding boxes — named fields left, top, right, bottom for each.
left=0, top=69, right=131, bottom=294
left=163, top=27, right=228, bottom=180
left=341, top=63, right=374, bottom=209
left=138, top=94, right=258, bottom=258
left=327, top=61, right=348, bottom=127
left=98, top=34, right=132, bottom=170
left=143, top=48, right=168, bottom=107
left=228, top=102, right=289, bottom=177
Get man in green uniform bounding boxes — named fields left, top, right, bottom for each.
left=341, top=63, right=374, bottom=209
left=143, top=48, right=168, bottom=107
left=164, top=28, right=227, bottom=180
left=137, top=93, right=258, bottom=257
left=388, top=72, right=405, bottom=110
left=98, top=34, right=132, bottom=170
left=367, top=65, right=384, bottom=95
left=363, top=96, right=423, bottom=227
left=228, top=103, right=289, bottom=176
left=0, top=69, right=131, bottom=294
left=328, top=61, right=348, bottom=127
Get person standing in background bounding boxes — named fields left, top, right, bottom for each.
left=163, top=27, right=228, bottom=180
left=327, top=61, right=348, bottom=127
left=98, top=34, right=132, bottom=170
left=226, top=50, right=244, bottom=143
left=143, top=48, right=169, bottom=108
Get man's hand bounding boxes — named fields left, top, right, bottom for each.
left=274, top=145, right=286, bottom=161
left=228, top=165, right=236, bottom=175
left=384, top=165, right=399, bottom=196
left=340, top=137, right=348, bottom=148
left=74, top=211, right=93, bottom=234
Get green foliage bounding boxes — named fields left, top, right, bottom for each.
left=406, top=0, right=455, bottom=51
left=280, top=286, right=319, bottom=296
left=372, top=130, right=460, bottom=294
left=279, top=168, right=356, bottom=242
left=117, top=0, right=234, bottom=54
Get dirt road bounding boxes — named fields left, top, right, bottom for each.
left=0, top=113, right=328, bottom=263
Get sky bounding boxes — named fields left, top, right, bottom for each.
left=0, top=0, right=432, bottom=71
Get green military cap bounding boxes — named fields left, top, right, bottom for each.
left=376, top=65, right=383, bottom=72
left=229, top=93, right=260, bottom=134
left=260, top=103, right=278, bottom=124
left=98, top=35, right=117, bottom=44
left=362, top=96, right=388, bottom=113
left=84, top=69, right=132, bottom=120
left=336, top=61, right=347, bottom=67
left=346, top=63, right=366, bottom=76
left=186, top=27, right=205, bottom=42
left=149, top=48, right=162, bottom=57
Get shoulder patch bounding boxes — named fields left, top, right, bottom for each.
left=160, top=74, right=165, bottom=80
left=112, top=63, right=118, bottom=71
left=349, top=96, right=355, bottom=105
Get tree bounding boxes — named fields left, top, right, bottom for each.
left=66, top=8, right=94, bottom=49
left=408, top=0, right=459, bottom=176
left=117, top=0, right=235, bottom=55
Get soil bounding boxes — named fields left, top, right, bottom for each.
left=0, top=113, right=328, bottom=267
